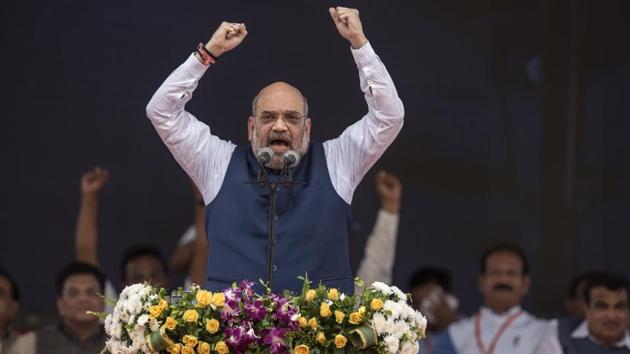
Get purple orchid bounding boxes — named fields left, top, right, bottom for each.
left=263, top=327, right=288, bottom=354
left=221, top=298, right=242, bottom=326
left=244, top=299, right=267, bottom=321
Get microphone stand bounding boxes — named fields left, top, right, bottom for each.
left=246, top=159, right=304, bottom=290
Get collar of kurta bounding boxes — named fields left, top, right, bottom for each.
left=479, top=305, right=524, bottom=320
left=571, top=320, right=630, bottom=350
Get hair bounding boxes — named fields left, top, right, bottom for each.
left=55, top=261, right=105, bottom=297
left=583, top=271, right=630, bottom=304
left=409, top=267, right=452, bottom=293
left=251, top=93, right=309, bottom=117
left=119, top=244, right=168, bottom=281
left=567, top=271, right=598, bottom=299
left=479, top=244, right=530, bottom=275
left=0, top=268, right=20, bottom=301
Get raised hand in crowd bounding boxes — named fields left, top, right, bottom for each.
left=75, top=167, right=109, bottom=267
left=377, top=170, right=402, bottom=214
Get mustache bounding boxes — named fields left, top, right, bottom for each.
left=268, top=132, right=292, bottom=143
left=492, top=283, right=514, bottom=292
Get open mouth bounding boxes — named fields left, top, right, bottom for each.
left=269, top=139, right=290, bottom=150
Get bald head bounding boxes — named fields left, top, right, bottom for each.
left=251, top=82, right=309, bottom=117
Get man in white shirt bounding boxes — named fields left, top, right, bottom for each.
left=146, top=7, right=403, bottom=294
left=434, top=244, right=561, bottom=354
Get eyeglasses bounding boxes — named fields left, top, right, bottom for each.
left=256, top=111, right=305, bottom=123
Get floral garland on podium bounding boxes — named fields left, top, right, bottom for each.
left=96, top=278, right=426, bottom=354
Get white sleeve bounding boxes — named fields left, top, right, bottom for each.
left=355, top=210, right=399, bottom=292
left=535, top=320, right=564, bottom=354
left=146, top=54, right=236, bottom=204
left=324, top=42, right=404, bottom=204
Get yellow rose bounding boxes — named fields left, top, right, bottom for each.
left=334, top=334, right=347, bottom=349
left=305, top=289, right=316, bottom=302
left=167, top=343, right=181, bottom=354
left=327, top=288, right=339, bottom=301
left=195, top=290, right=213, bottom=307
left=298, top=316, right=307, bottom=328
left=211, top=293, right=226, bottom=307
left=205, top=318, right=220, bottom=334
left=148, top=305, right=162, bottom=319
left=198, top=341, right=211, bottom=354
left=181, top=345, right=195, bottom=354
left=348, top=311, right=363, bottom=325
left=165, top=316, right=178, bottom=331
left=308, top=317, right=318, bottom=329
left=293, top=344, right=310, bottom=354
left=316, top=332, right=326, bottom=345
left=215, top=341, right=229, bottom=354
left=159, top=298, right=169, bottom=311
left=182, top=335, right=198, bottom=348
left=334, top=310, right=345, bottom=324
left=320, top=303, right=332, bottom=318
left=370, top=298, right=384, bottom=311
left=182, top=309, right=199, bottom=323
left=358, top=306, right=366, bottom=314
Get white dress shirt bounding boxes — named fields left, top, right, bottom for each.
left=448, top=306, right=562, bottom=354
left=146, top=42, right=404, bottom=205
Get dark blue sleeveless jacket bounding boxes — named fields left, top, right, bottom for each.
left=558, top=317, right=630, bottom=353
left=204, top=142, right=354, bottom=294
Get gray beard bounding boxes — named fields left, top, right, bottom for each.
left=251, top=131, right=309, bottom=170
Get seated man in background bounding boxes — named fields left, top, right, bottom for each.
left=563, top=271, right=597, bottom=320
left=12, top=262, right=106, bottom=354
left=409, top=267, right=459, bottom=353
left=556, top=271, right=630, bottom=353
left=0, top=269, right=22, bottom=354
left=434, top=244, right=561, bottom=354
left=75, top=167, right=170, bottom=289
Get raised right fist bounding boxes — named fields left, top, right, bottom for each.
left=204, top=21, right=248, bottom=57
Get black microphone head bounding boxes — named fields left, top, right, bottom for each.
left=256, top=147, right=274, bottom=165
left=283, top=150, right=300, bottom=168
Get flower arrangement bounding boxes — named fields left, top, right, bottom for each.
left=100, top=278, right=426, bottom=354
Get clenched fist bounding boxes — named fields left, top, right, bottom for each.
left=204, top=21, right=248, bottom=58
left=376, top=170, right=401, bottom=214
left=329, top=7, right=368, bottom=49
left=81, top=167, right=109, bottom=196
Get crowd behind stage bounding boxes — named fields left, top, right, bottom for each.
left=0, top=168, right=628, bottom=354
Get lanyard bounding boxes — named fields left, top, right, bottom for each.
left=474, top=309, right=522, bottom=354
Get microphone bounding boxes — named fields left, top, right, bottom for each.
left=282, top=150, right=300, bottom=168
left=256, top=147, right=274, bottom=166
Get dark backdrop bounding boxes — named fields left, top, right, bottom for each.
left=2, top=0, right=629, bottom=319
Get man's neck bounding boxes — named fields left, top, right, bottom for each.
left=63, top=319, right=100, bottom=341
left=483, top=303, right=521, bottom=315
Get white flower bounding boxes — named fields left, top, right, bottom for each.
left=340, top=294, right=346, bottom=301
left=400, top=341, right=419, bottom=354
left=370, top=282, right=393, bottom=295
left=136, top=314, right=149, bottom=326
left=383, top=334, right=399, bottom=353
left=390, top=286, right=407, bottom=301
left=371, top=312, right=387, bottom=335
left=415, top=313, right=427, bottom=336
left=391, top=320, right=410, bottom=340
left=383, top=300, right=401, bottom=318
